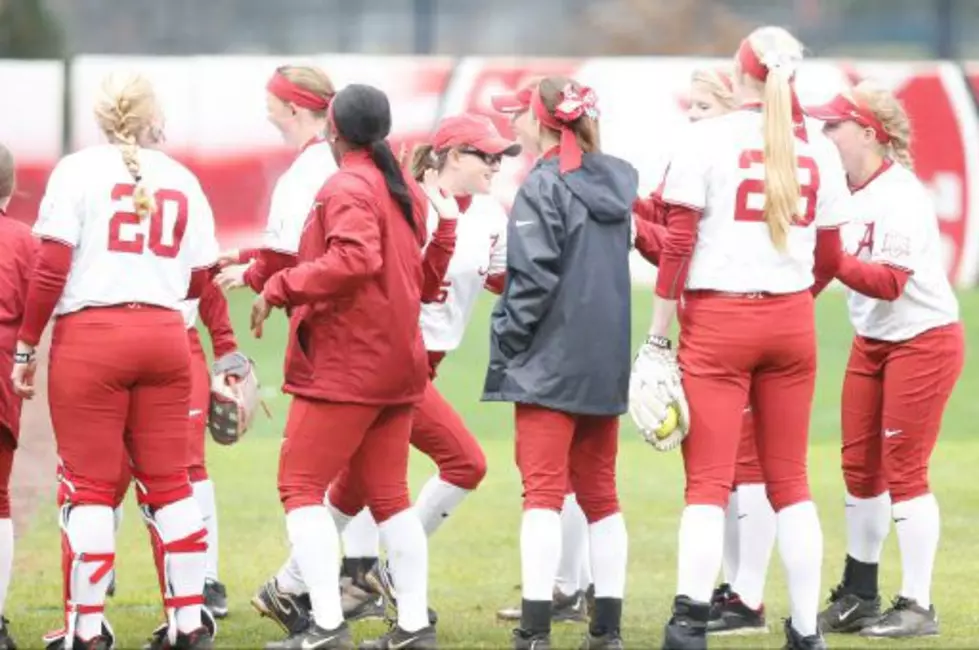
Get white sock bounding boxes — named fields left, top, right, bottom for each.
left=414, top=476, right=471, bottom=536
left=113, top=505, right=124, bottom=533
left=521, top=509, right=562, bottom=601
left=155, top=497, right=207, bottom=634
left=378, top=509, right=429, bottom=632
left=341, top=508, right=380, bottom=558
left=777, top=501, right=822, bottom=638
left=192, top=480, right=219, bottom=582
left=326, top=499, right=353, bottom=533
left=732, top=483, right=776, bottom=610
left=275, top=555, right=308, bottom=596
left=589, top=513, right=627, bottom=598
left=845, top=491, right=891, bottom=563
left=0, top=520, right=11, bottom=617
left=286, top=506, right=342, bottom=629
left=556, top=494, right=589, bottom=597
left=676, top=505, right=725, bottom=603
left=722, top=490, right=740, bottom=585
left=66, top=506, right=115, bottom=640
left=893, top=493, right=940, bottom=609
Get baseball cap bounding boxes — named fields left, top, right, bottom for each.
left=432, top=113, right=522, bottom=156
left=806, top=93, right=890, bottom=143
left=490, top=86, right=533, bottom=115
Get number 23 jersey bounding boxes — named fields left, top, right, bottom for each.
left=33, top=144, right=219, bottom=316
left=661, top=110, right=852, bottom=294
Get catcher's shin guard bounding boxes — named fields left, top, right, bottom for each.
left=57, top=503, right=116, bottom=649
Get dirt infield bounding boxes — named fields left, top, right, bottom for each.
left=9, top=332, right=57, bottom=536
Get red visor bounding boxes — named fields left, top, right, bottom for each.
left=806, top=94, right=890, bottom=144
left=432, top=113, right=522, bottom=156
left=491, top=87, right=533, bottom=114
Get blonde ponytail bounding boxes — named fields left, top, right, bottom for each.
left=761, top=68, right=799, bottom=251
left=94, top=72, right=160, bottom=220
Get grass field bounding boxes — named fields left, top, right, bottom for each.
left=7, top=289, right=978, bottom=649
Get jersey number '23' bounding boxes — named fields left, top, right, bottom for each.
left=107, top=183, right=188, bottom=258
left=733, top=150, right=820, bottom=227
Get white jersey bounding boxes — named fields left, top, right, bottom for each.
left=262, top=140, right=337, bottom=254
left=841, top=161, right=959, bottom=341
left=34, top=145, right=219, bottom=316
left=662, top=110, right=852, bottom=293
left=419, top=195, right=508, bottom=351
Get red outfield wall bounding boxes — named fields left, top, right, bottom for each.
left=3, top=55, right=979, bottom=286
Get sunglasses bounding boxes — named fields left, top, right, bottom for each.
left=458, top=147, right=503, bottom=166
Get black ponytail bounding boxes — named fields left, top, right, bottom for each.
left=369, top=140, right=417, bottom=233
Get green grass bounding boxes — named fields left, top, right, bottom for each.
left=8, top=289, right=979, bottom=649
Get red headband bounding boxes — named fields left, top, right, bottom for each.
left=266, top=70, right=333, bottom=111
left=736, top=39, right=808, bottom=142
left=531, top=84, right=599, bottom=174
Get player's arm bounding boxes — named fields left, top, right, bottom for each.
left=633, top=215, right=667, bottom=267
left=491, top=176, right=565, bottom=357
left=199, top=278, right=238, bottom=357
left=262, top=193, right=382, bottom=308
left=809, top=139, right=852, bottom=297
left=483, top=223, right=507, bottom=295
left=834, top=197, right=918, bottom=301
left=420, top=211, right=458, bottom=303
left=242, top=249, right=298, bottom=293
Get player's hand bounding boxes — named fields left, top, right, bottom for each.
left=217, top=249, right=241, bottom=268
left=11, top=342, right=37, bottom=399
left=216, top=264, right=248, bottom=291
left=628, top=335, right=690, bottom=451
left=250, top=294, right=272, bottom=339
left=420, top=169, right=460, bottom=220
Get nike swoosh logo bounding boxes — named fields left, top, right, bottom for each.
left=302, top=634, right=339, bottom=649
left=515, top=220, right=533, bottom=227
left=390, top=635, right=422, bottom=650
left=839, top=603, right=860, bottom=621
left=737, top=514, right=748, bottom=520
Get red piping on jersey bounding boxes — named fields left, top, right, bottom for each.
left=836, top=255, right=910, bottom=301
left=18, top=238, right=72, bottom=346
left=655, top=205, right=701, bottom=300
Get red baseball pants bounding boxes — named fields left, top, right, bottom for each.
left=186, top=329, right=211, bottom=483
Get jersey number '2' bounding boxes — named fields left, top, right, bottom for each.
left=733, top=150, right=820, bottom=227
left=108, top=183, right=188, bottom=258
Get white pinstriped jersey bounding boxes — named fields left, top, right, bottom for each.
left=842, top=161, right=958, bottom=341
left=419, top=195, right=508, bottom=351
left=34, top=145, right=218, bottom=316
left=661, top=110, right=853, bottom=293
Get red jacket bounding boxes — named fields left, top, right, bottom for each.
left=263, top=149, right=430, bottom=405
left=0, top=217, right=37, bottom=442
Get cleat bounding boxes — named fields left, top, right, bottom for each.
left=662, top=595, right=708, bottom=650
left=340, top=561, right=385, bottom=621
left=360, top=624, right=436, bottom=650
left=144, top=610, right=216, bottom=650
left=43, top=622, right=115, bottom=650
left=265, top=623, right=353, bottom=650
left=204, top=580, right=229, bottom=619
left=783, top=618, right=826, bottom=649
left=707, top=591, right=768, bottom=635
left=512, top=629, right=550, bottom=650
left=497, top=588, right=588, bottom=624
left=579, top=630, right=622, bottom=650
left=859, top=596, right=938, bottom=638
left=365, top=560, right=438, bottom=626
left=816, top=583, right=880, bottom=634
left=0, top=617, right=16, bottom=650
left=710, top=583, right=733, bottom=607
left=251, top=578, right=313, bottom=637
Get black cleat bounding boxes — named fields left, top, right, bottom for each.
left=662, top=596, right=708, bottom=650
left=144, top=610, right=217, bottom=650
left=579, top=630, right=623, bottom=650
left=360, top=625, right=436, bottom=650
left=783, top=618, right=826, bottom=650
left=43, top=622, right=115, bottom=650
left=512, top=629, right=550, bottom=650
left=816, top=583, right=881, bottom=634
left=340, top=559, right=385, bottom=621
left=496, top=588, right=588, bottom=624
left=860, top=596, right=939, bottom=638
left=251, top=578, right=313, bottom=636
left=0, top=617, right=16, bottom=650
left=265, top=623, right=353, bottom=650
left=710, top=583, right=733, bottom=607
left=204, top=580, right=229, bottom=619
left=365, top=560, right=438, bottom=626
left=707, top=591, right=767, bottom=635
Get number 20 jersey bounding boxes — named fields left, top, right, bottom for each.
left=661, top=110, right=852, bottom=294
left=34, top=144, right=219, bottom=316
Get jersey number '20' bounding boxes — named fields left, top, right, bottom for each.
left=108, top=183, right=188, bottom=258
left=733, top=150, right=820, bottom=226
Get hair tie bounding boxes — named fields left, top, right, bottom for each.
left=531, top=84, right=599, bottom=174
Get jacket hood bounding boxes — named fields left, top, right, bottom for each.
left=556, top=154, right=639, bottom=224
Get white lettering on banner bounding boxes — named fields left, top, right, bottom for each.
left=928, top=173, right=963, bottom=222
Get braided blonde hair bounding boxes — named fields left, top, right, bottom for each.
left=94, top=72, right=159, bottom=220
left=850, top=81, right=914, bottom=171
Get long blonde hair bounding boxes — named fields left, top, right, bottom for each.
left=740, top=27, right=804, bottom=251
left=850, top=81, right=914, bottom=171
left=94, top=72, right=160, bottom=220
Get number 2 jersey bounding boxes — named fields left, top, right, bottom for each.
left=419, top=195, right=508, bottom=352
left=662, top=109, right=852, bottom=294
left=34, top=144, right=219, bottom=316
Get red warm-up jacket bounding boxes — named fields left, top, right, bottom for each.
left=262, top=149, right=430, bottom=405
left=0, top=217, right=37, bottom=442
